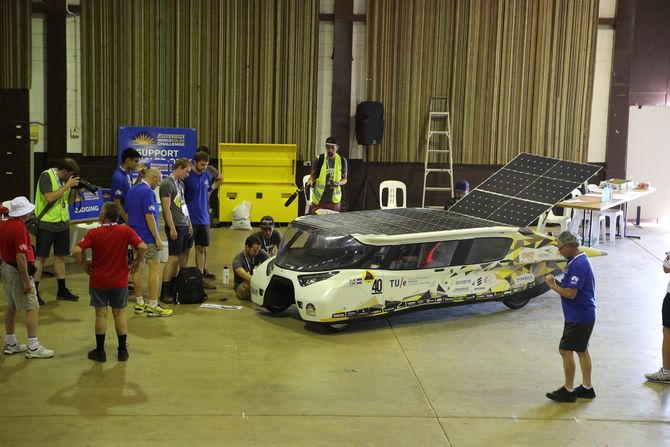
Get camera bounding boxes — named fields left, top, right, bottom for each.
left=77, top=178, right=99, bottom=194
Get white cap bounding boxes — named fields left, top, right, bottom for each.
left=8, top=196, right=35, bottom=217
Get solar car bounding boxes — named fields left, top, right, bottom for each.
left=250, top=154, right=605, bottom=331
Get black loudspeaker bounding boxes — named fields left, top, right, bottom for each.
left=355, top=101, right=384, bottom=145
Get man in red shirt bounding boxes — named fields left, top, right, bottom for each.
left=73, top=202, right=146, bottom=362
left=0, top=197, right=54, bottom=359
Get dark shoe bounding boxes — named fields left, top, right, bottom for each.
left=57, top=289, right=80, bottom=301
left=118, top=348, right=129, bottom=361
left=37, top=293, right=45, bottom=306
left=203, top=270, right=217, bottom=280
left=575, top=385, right=596, bottom=399
left=546, top=386, right=576, bottom=402
left=128, top=283, right=135, bottom=293
left=88, top=348, right=107, bottom=363
left=160, top=294, right=175, bottom=305
left=202, top=279, right=217, bottom=290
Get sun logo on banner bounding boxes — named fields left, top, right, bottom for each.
left=133, top=132, right=155, bottom=145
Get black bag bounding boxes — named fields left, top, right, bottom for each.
left=175, top=267, right=206, bottom=304
left=26, top=201, right=55, bottom=236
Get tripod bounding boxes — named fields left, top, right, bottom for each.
left=352, top=145, right=378, bottom=211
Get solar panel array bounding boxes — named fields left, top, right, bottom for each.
left=448, top=153, right=601, bottom=227
left=297, top=208, right=500, bottom=236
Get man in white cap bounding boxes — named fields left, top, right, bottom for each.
left=0, top=197, right=54, bottom=358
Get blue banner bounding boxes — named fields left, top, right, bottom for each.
left=117, top=126, right=197, bottom=179
left=69, top=190, right=104, bottom=223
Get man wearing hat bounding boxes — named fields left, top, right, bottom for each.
left=544, top=231, right=597, bottom=402
left=444, top=180, right=470, bottom=210
left=0, top=197, right=54, bottom=358
left=308, top=137, right=348, bottom=213
left=251, top=215, right=283, bottom=257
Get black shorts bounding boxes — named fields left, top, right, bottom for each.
left=165, top=225, right=191, bottom=256
left=36, top=227, right=70, bottom=258
left=89, top=288, right=128, bottom=309
left=559, top=322, right=594, bottom=352
left=662, top=293, right=670, bottom=327
left=186, top=224, right=210, bottom=248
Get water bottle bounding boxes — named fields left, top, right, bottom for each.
left=223, top=266, right=230, bottom=285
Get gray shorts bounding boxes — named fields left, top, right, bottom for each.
left=89, top=288, right=128, bottom=309
left=1, top=262, right=39, bottom=311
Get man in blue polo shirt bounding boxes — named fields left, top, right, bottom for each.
left=125, top=168, right=172, bottom=317
left=544, top=231, right=597, bottom=402
left=183, top=151, right=216, bottom=290
left=111, top=148, right=141, bottom=223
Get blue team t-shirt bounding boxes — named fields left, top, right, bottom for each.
left=111, top=166, right=132, bottom=208
left=559, top=252, right=596, bottom=324
left=125, top=181, right=159, bottom=244
left=184, top=168, right=212, bottom=225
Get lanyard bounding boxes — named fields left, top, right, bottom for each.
left=244, top=252, right=254, bottom=274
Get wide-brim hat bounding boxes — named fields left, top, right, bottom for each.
left=8, top=196, right=35, bottom=217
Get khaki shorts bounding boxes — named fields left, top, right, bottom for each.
left=145, top=243, right=159, bottom=261
left=133, top=243, right=159, bottom=261
left=1, top=262, right=39, bottom=311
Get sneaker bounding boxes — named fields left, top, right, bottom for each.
left=87, top=348, right=106, bottom=363
left=3, top=342, right=27, bottom=355
left=146, top=304, right=173, bottom=318
left=134, top=303, right=146, bottom=314
left=56, top=289, right=80, bottom=301
left=575, top=385, right=596, bottom=399
left=546, top=386, right=577, bottom=402
left=37, top=292, right=45, bottom=306
left=25, top=344, right=55, bottom=359
left=203, top=270, right=217, bottom=280
left=645, top=368, right=670, bottom=383
left=118, top=348, right=129, bottom=361
left=202, top=279, right=217, bottom=290
left=128, top=283, right=135, bottom=293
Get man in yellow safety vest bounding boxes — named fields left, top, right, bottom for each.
left=33, top=158, right=82, bottom=304
left=307, top=137, right=348, bottom=213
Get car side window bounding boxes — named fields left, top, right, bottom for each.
left=461, top=238, right=511, bottom=265
left=419, top=241, right=458, bottom=268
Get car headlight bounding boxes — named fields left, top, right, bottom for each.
left=266, top=258, right=276, bottom=276
left=297, top=271, right=339, bottom=287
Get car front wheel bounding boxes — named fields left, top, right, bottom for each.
left=502, top=297, right=530, bottom=309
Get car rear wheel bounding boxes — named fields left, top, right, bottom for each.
left=502, top=297, right=530, bottom=309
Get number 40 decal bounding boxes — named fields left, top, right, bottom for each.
left=371, top=278, right=383, bottom=295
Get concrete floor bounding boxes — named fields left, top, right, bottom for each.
left=1, top=221, right=670, bottom=446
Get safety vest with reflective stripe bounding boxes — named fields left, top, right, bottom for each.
left=312, top=154, right=342, bottom=205
left=35, top=169, right=70, bottom=223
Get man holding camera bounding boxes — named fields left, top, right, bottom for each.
left=308, top=137, right=348, bottom=213
left=33, top=158, right=81, bottom=304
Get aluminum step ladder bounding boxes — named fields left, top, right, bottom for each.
left=421, top=96, right=454, bottom=208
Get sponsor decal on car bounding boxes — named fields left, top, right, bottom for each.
left=331, top=312, right=345, bottom=319
left=349, top=278, right=363, bottom=286
left=389, top=278, right=407, bottom=288
left=306, top=303, right=316, bottom=316
left=363, top=271, right=375, bottom=283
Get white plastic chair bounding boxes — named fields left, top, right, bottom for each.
left=571, top=185, right=606, bottom=245
left=379, top=180, right=407, bottom=209
left=537, top=188, right=581, bottom=234
left=302, top=174, right=312, bottom=214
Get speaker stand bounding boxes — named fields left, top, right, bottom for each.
left=352, top=145, right=378, bottom=211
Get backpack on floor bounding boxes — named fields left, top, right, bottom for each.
left=176, top=267, right=205, bottom=304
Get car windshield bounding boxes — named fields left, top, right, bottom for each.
left=276, top=224, right=377, bottom=272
